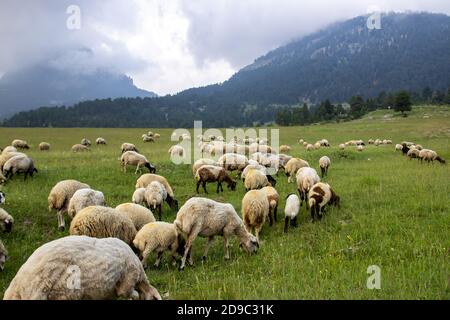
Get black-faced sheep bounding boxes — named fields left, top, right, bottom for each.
left=0, top=208, right=14, bottom=233
left=11, top=139, right=29, bottom=150
left=418, top=149, right=445, bottom=164
left=121, top=142, right=139, bottom=154
left=96, top=137, right=107, bottom=145
left=308, top=182, right=340, bottom=222
left=3, top=155, right=37, bottom=180
left=81, top=138, right=91, bottom=147
left=195, top=165, right=236, bottom=194
left=121, top=151, right=156, bottom=174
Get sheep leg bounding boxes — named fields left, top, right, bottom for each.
left=202, top=237, right=214, bottom=261
left=202, top=181, right=208, bottom=194
left=255, top=225, right=262, bottom=242
left=291, top=216, right=298, bottom=227
left=274, top=204, right=278, bottom=222
left=57, top=210, right=66, bottom=231
left=284, top=217, right=290, bottom=233
left=180, top=227, right=200, bottom=270
left=223, top=234, right=231, bottom=260
left=310, top=206, right=316, bottom=222
left=122, top=162, right=127, bottom=173
left=268, top=209, right=273, bottom=226
left=170, top=243, right=179, bottom=266
left=154, top=251, right=164, bottom=268
left=135, top=164, right=140, bottom=175
left=216, top=182, right=220, bottom=193
left=196, top=181, right=201, bottom=193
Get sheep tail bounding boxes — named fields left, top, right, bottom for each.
left=308, top=198, right=316, bottom=208
left=194, top=170, right=200, bottom=181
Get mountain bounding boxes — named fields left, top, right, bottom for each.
left=3, top=12, right=450, bottom=127
left=0, top=64, right=157, bottom=118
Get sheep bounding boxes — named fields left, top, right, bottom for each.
left=48, top=179, right=90, bottom=230
left=121, top=151, right=156, bottom=174
left=3, top=155, right=38, bottom=180
left=241, top=163, right=266, bottom=181
left=38, top=142, right=50, bottom=151
left=143, top=135, right=155, bottom=143
left=278, top=154, right=293, bottom=170
left=298, top=139, right=304, bottom=144
left=368, top=139, right=375, bottom=145
left=0, top=208, right=14, bottom=233
left=195, top=165, right=237, bottom=194
left=71, top=144, right=90, bottom=152
left=168, top=145, right=184, bottom=158
left=418, top=149, right=446, bottom=164
left=133, top=222, right=183, bottom=269
left=2, top=146, right=17, bottom=154
left=407, top=148, right=420, bottom=160
left=357, top=145, right=364, bottom=152
left=217, top=153, right=249, bottom=172
left=314, top=142, right=321, bottom=149
left=144, top=181, right=167, bottom=220
left=319, top=156, right=331, bottom=177
left=279, top=145, right=291, bottom=153
left=174, top=197, right=259, bottom=270
left=11, top=139, right=29, bottom=150
left=81, top=138, right=91, bottom=147
left=121, top=142, right=139, bottom=154
left=395, top=144, right=403, bottom=151
left=192, top=158, right=216, bottom=176
left=284, top=194, right=300, bottom=233
left=296, top=167, right=321, bottom=204
left=244, top=169, right=271, bottom=191
left=132, top=188, right=146, bottom=205
left=3, top=236, right=161, bottom=300
left=96, top=137, right=107, bottom=145
left=260, top=186, right=279, bottom=226
left=303, top=141, right=308, bottom=147
left=284, top=158, right=310, bottom=183
left=115, top=203, right=156, bottom=231
left=319, top=139, right=330, bottom=147
left=0, top=151, right=26, bottom=171
left=306, top=144, right=315, bottom=151
left=67, top=188, right=106, bottom=219
left=154, top=133, right=160, bottom=139
left=70, top=206, right=137, bottom=245
left=308, top=182, right=340, bottom=222
left=135, top=174, right=178, bottom=211
left=0, top=239, right=7, bottom=271
left=242, top=189, right=270, bottom=241
left=339, top=143, right=346, bottom=150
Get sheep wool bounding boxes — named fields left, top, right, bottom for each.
left=296, top=167, right=321, bottom=203
left=67, top=188, right=106, bottom=219
left=2, top=146, right=17, bottom=154
left=11, top=139, right=29, bottom=150
left=0, top=239, right=7, bottom=271
left=121, top=143, right=138, bottom=154
left=192, top=158, right=216, bottom=176
left=0, top=152, right=26, bottom=171
left=217, top=153, right=249, bottom=172
left=144, top=181, right=167, bottom=220
left=284, top=158, right=310, bottom=183
left=308, top=182, right=340, bottom=222
left=241, top=189, right=270, bottom=241
left=318, top=156, right=331, bottom=177
left=38, top=142, right=50, bottom=151
left=135, top=174, right=178, bottom=210
left=71, top=144, right=89, bottom=152
left=195, top=165, right=236, bottom=194
left=284, top=194, right=300, bottom=233
left=132, top=188, right=146, bottom=205
left=244, top=169, right=270, bottom=191
left=116, top=203, right=156, bottom=231
left=3, top=155, right=37, bottom=180
left=3, top=236, right=161, bottom=300
left=260, top=186, right=279, bottom=226
left=0, top=208, right=14, bottom=233
left=121, top=151, right=156, bottom=174
left=96, top=137, right=107, bottom=145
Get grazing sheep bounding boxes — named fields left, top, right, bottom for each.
left=115, top=203, right=155, bottom=231
left=195, top=165, right=236, bottom=194
left=278, top=154, right=293, bottom=170
left=242, top=189, right=270, bottom=241
left=192, top=158, right=216, bottom=176
left=11, top=139, right=29, bottom=150
left=395, top=144, right=403, bottom=151
left=144, top=181, right=167, bottom=220
left=67, top=188, right=106, bottom=219
left=357, top=145, right=364, bottom=152
left=279, top=145, right=291, bottom=153
left=96, top=137, right=107, bottom=145
left=0, top=208, right=14, bottom=233
left=3, top=155, right=38, bottom=180
left=418, top=149, right=446, bottom=164
left=154, top=133, right=160, bottom=139
left=70, top=206, right=137, bottom=245
left=308, top=182, right=340, bottom=222
left=319, top=156, right=331, bottom=177
left=368, top=139, right=374, bottom=145
left=306, top=144, right=314, bottom=151
left=143, top=135, right=155, bottom=143
left=168, top=145, right=184, bottom=158
left=319, top=139, right=330, bottom=147
left=241, top=163, right=266, bottom=181
left=2, top=146, right=17, bottom=154
left=299, top=139, right=304, bottom=144
left=339, top=143, right=346, bottom=150
left=133, top=222, right=183, bottom=268
left=174, top=197, right=259, bottom=270
left=135, top=174, right=178, bottom=211
left=132, top=188, right=146, bottom=205
left=38, top=142, right=50, bottom=151
left=284, top=158, right=310, bottom=183
left=314, top=142, right=321, bottom=149
left=121, top=143, right=139, bottom=154
left=284, top=194, right=300, bottom=233
left=81, top=138, right=91, bottom=147
left=244, top=169, right=271, bottom=191
left=0, top=152, right=26, bottom=171
left=303, top=141, right=308, bottom=147
left=407, top=148, right=420, bottom=159
left=296, top=167, right=321, bottom=204
left=48, top=179, right=90, bottom=230
left=71, top=144, right=90, bottom=152
left=217, top=153, right=249, bottom=172
left=0, top=239, right=7, bottom=271
left=260, top=186, right=279, bottom=226
left=121, top=151, right=156, bottom=174
left=3, top=236, right=161, bottom=300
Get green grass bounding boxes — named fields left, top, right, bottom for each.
left=0, top=105, right=449, bottom=299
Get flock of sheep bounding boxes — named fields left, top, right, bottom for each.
left=0, top=132, right=446, bottom=300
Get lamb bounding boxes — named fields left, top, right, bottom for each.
left=195, top=165, right=236, bottom=194
left=217, top=153, right=249, bottom=172
left=418, top=149, right=446, bottom=164
left=132, top=188, right=146, bottom=205
left=192, top=158, right=216, bottom=176
left=0, top=239, right=7, bottom=271
left=115, top=203, right=156, bottom=231
left=135, top=174, right=178, bottom=210
left=296, top=167, right=321, bottom=204
left=38, top=142, right=50, bottom=151
left=121, top=151, right=156, bottom=174
left=284, top=194, right=300, bottom=233
left=81, top=138, right=91, bottom=147
left=48, top=179, right=90, bottom=230
left=357, top=145, right=364, bottom=152
left=3, top=236, right=161, bottom=300
left=67, top=188, right=106, bottom=219
left=133, top=222, right=183, bottom=268
left=69, top=206, right=137, bottom=245
left=279, top=145, right=291, bottom=153
left=0, top=208, right=14, bottom=233
left=242, top=189, right=270, bottom=241
left=71, top=144, right=90, bottom=152
left=11, top=139, right=29, bottom=150
left=308, top=182, right=340, bottom=222
left=168, top=145, right=184, bottom=158
left=3, top=155, right=38, bottom=180
left=339, top=143, right=346, bottom=150
left=121, top=142, right=139, bottom=154
left=174, top=197, right=259, bottom=270
left=96, top=137, right=107, bottom=145
left=284, top=158, right=310, bottom=183
left=144, top=181, right=167, bottom=220
left=319, top=156, right=331, bottom=177
left=244, top=169, right=272, bottom=191
left=260, top=186, right=279, bottom=226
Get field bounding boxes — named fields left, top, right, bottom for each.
left=0, top=105, right=449, bottom=299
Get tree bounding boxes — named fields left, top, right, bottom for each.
left=394, top=91, right=412, bottom=116
left=349, top=96, right=366, bottom=119
left=300, top=103, right=310, bottom=125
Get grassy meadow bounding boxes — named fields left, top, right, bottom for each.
left=0, top=105, right=449, bottom=299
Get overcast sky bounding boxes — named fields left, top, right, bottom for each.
left=0, top=0, right=449, bottom=95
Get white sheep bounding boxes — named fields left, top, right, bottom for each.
left=0, top=208, right=14, bottom=233
left=217, top=153, right=249, bottom=172
left=71, top=144, right=90, bottom=152
left=357, top=145, right=364, bottom=152
left=144, top=181, right=167, bottom=220
left=242, top=189, right=270, bottom=241
left=115, top=203, right=156, bottom=231
left=2, top=146, right=17, bottom=154
left=279, top=145, right=291, bottom=153
left=284, top=193, right=300, bottom=233
left=0, top=151, right=26, bottom=172
left=81, top=138, right=91, bottom=146
left=132, top=188, right=146, bottom=205
left=192, top=158, right=216, bottom=176
left=395, top=144, right=403, bottom=151
left=308, top=182, right=340, bottom=222
left=121, top=151, right=156, bottom=174
left=67, top=188, right=106, bottom=219
left=339, top=143, right=346, bottom=150
left=174, top=197, right=259, bottom=270
left=168, top=145, right=184, bottom=158
left=260, top=186, right=279, bottom=226
left=319, top=156, right=331, bottom=177
left=244, top=168, right=270, bottom=191
left=241, top=163, right=266, bottom=181
left=96, top=137, right=107, bottom=145
left=3, top=155, right=38, bottom=180
left=48, top=179, right=90, bottom=230
left=284, top=158, right=310, bottom=183
left=3, top=236, right=161, bottom=300
left=418, top=149, right=445, bottom=164
left=135, top=174, right=178, bottom=210
left=38, top=142, right=50, bottom=151
left=121, top=142, right=139, bottom=154
left=296, top=167, right=321, bottom=204
left=11, top=139, right=29, bottom=150
left=0, top=239, right=7, bottom=271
